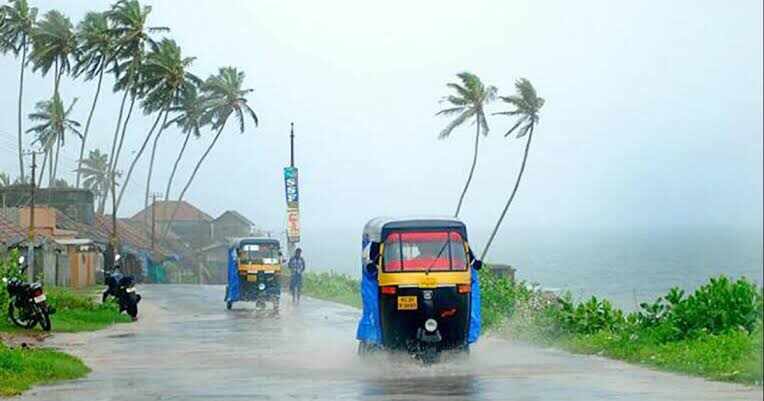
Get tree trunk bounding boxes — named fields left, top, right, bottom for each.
left=101, top=90, right=130, bottom=215
left=161, top=122, right=227, bottom=242
left=454, top=121, right=481, bottom=217
left=51, top=139, right=61, bottom=185
left=47, top=150, right=53, bottom=186
left=17, top=37, right=27, bottom=183
left=38, top=150, right=48, bottom=185
left=164, top=131, right=191, bottom=200
left=480, top=125, right=534, bottom=261
left=144, top=110, right=170, bottom=225
left=116, top=109, right=167, bottom=210
left=112, top=94, right=136, bottom=176
left=76, top=67, right=105, bottom=188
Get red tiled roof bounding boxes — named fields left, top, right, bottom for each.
left=131, top=201, right=213, bottom=223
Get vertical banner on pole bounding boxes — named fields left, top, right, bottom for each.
left=284, top=167, right=300, bottom=242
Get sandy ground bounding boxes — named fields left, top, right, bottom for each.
left=9, top=284, right=763, bottom=401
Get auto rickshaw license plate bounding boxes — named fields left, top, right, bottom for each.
left=246, top=275, right=258, bottom=282
left=397, top=296, right=418, bottom=310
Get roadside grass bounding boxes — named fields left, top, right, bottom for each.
left=0, top=343, right=90, bottom=396
left=301, top=271, right=361, bottom=308
left=296, top=265, right=764, bottom=385
left=1, top=287, right=131, bottom=334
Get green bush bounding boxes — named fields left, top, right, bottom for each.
left=555, top=295, right=626, bottom=335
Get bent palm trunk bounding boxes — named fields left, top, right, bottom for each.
left=454, top=123, right=481, bottom=217
left=116, top=109, right=167, bottom=210
left=164, top=132, right=191, bottom=200
left=161, top=122, right=227, bottom=242
left=480, top=126, right=534, bottom=260
left=144, top=110, right=170, bottom=224
left=17, top=39, right=28, bottom=183
left=76, top=68, right=105, bottom=188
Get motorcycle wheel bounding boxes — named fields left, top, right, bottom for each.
left=8, top=300, right=36, bottom=329
left=126, top=294, right=138, bottom=318
left=34, top=303, right=52, bottom=331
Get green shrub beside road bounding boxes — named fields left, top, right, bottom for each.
left=301, top=265, right=763, bottom=384
left=0, top=343, right=90, bottom=396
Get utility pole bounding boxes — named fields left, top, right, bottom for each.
left=150, top=192, right=161, bottom=252
left=290, top=122, right=295, bottom=168
left=26, top=151, right=37, bottom=281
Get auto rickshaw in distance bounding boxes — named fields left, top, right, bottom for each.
left=356, top=216, right=482, bottom=363
left=224, top=237, right=283, bottom=315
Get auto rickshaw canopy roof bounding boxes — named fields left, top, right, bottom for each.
left=363, top=216, right=468, bottom=243
left=230, top=237, right=281, bottom=249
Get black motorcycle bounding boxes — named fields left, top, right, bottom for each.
left=102, top=270, right=141, bottom=320
left=3, top=263, right=54, bottom=331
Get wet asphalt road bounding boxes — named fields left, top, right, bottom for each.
left=13, top=285, right=763, bottom=401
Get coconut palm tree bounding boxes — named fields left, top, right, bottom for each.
left=105, top=0, right=169, bottom=179
left=26, top=94, right=82, bottom=186
left=73, top=11, right=116, bottom=188
left=161, top=67, right=258, bottom=241
left=76, top=149, right=119, bottom=214
left=114, top=38, right=198, bottom=213
left=0, top=0, right=38, bottom=183
left=0, top=172, right=10, bottom=187
left=29, top=10, right=76, bottom=98
left=436, top=72, right=497, bottom=217
left=163, top=84, right=207, bottom=200
left=481, top=78, right=545, bottom=260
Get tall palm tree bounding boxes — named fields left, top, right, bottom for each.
left=26, top=94, right=82, bottom=186
left=114, top=38, right=198, bottom=213
left=436, top=72, right=497, bottom=217
left=29, top=10, right=76, bottom=98
left=0, top=0, right=38, bottom=183
left=164, top=84, right=207, bottom=200
left=481, top=78, right=545, bottom=260
left=76, top=149, right=119, bottom=215
left=0, top=172, right=10, bottom=187
left=73, top=11, right=116, bottom=188
left=161, top=67, right=258, bottom=241
left=105, top=0, right=168, bottom=180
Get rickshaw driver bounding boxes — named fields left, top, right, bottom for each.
left=288, top=248, right=306, bottom=304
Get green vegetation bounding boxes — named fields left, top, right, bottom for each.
left=1, top=253, right=131, bottom=333
left=298, top=265, right=763, bottom=385
left=0, top=343, right=89, bottom=396
left=301, top=271, right=361, bottom=308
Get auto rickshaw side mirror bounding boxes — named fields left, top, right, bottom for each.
left=472, top=259, right=483, bottom=271
left=365, top=262, right=377, bottom=275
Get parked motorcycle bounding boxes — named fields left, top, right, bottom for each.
left=102, top=265, right=141, bottom=320
left=2, top=256, right=54, bottom=331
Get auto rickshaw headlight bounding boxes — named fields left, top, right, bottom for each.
left=425, top=318, right=438, bottom=332
left=258, top=283, right=266, bottom=290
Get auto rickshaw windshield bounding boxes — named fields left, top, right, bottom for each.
left=240, top=243, right=279, bottom=263
left=383, top=231, right=467, bottom=272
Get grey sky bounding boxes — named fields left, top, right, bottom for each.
left=1, top=1, right=762, bottom=265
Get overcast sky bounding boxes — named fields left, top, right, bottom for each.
left=1, top=0, right=762, bottom=263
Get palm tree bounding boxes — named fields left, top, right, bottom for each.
left=0, top=172, right=10, bottom=187
left=0, top=0, right=38, bottom=183
left=161, top=67, right=258, bottom=241
left=164, top=84, right=207, bottom=200
left=436, top=72, right=497, bottom=217
left=26, top=94, right=82, bottom=186
left=114, top=38, right=198, bottom=214
left=77, top=149, right=119, bottom=214
left=29, top=10, right=76, bottom=98
left=73, top=11, right=116, bottom=188
left=105, top=0, right=168, bottom=180
left=481, top=78, right=545, bottom=260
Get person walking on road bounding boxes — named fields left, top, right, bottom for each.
left=288, top=248, right=306, bottom=305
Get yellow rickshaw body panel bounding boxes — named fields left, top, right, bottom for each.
left=238, top=263, right=282, bottom=275
left=377, top=270, right=470, bottom=287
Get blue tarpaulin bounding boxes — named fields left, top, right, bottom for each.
left=225, top=247, right=240, bottom=302
left=468, top=267, right=481, bottom=343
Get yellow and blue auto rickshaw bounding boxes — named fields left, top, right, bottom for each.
left=356, top=217, right=482, bottom=363
left=225, top=238, right=283, bottom=314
